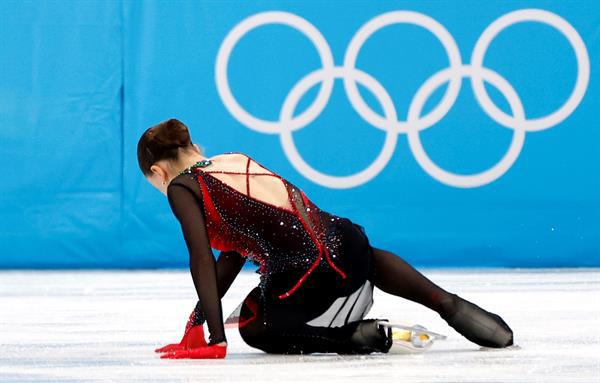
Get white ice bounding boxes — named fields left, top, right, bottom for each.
left=0, top=268, right=598, bottom=382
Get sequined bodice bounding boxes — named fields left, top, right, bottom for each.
left=178, top=152, right=347, bottom=299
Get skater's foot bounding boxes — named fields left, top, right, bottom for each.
left=345, top=319, right=393, bottom=354
left=439, top=294, right=514, bottom=348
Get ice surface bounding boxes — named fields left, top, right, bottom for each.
left=0, top=269, right=598, bottom=382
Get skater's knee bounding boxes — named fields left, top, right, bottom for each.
left=240, top=322, right=294, bottom=354
left=239, top=322, right=266, bottom=350
left=238, top=287, right=264, bottom=343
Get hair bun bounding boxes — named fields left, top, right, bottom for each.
left=153, top=118, right=192, bottom=149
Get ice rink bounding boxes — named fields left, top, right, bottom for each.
left=1, top=268, right=598, bottom=382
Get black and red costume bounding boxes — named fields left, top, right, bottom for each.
left=164, top=151, right=514, bottom=355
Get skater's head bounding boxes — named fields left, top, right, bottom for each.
left=137, top=118, right=206, bottom=196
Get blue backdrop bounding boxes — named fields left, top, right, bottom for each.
left=0, top=0, right=598, bottom=268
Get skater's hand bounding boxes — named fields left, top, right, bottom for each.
left=155, top=308, right=208, bottom=353
left=155, top=325, right=208, bottom=353
left=160, top=342, right=227, bottom=359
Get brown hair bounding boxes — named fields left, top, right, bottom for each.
left=137, top=118, right=197, bottom=177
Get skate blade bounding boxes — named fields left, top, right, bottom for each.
left=388, top=329, right=434, bottom=354
left=377, top=320, right=447, bottom=340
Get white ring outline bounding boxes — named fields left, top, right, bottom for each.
left=215, top=11, right=335, bottom=134
left=407, top=65, right=526, bottom=188
left=471, top=8, right=590, bottom=131
left=280, top=67, right=399, bottom=189
left=343, top=10, right=463, bottom=133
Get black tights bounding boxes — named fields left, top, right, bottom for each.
left=370, top=246, right=456, bottom=315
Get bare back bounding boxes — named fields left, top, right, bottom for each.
left=204, top=153, right=294, bottom=212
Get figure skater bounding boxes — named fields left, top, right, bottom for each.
left=137, top=118, right=513, bottom=358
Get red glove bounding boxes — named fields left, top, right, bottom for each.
left=155, top=308, right=207, bottom=353
left=160, top=343, right=227, bottom=359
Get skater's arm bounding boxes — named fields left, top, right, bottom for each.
left=216, top=250, right=245, bottom=299
left=167, top=181, right=226, bottom=346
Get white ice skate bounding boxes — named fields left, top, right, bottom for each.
left=377, top=319, right=447, bottom=354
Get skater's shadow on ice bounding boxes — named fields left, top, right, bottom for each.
left=425, top=344, right=521, bottom=355
left=225, top=352, right=393, bottom=364
left=224, top=346, right=520, bottom=364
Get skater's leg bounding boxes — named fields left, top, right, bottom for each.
left=238, top=286, right=392, bottom=355
left=272, top=319, right=392, bottom=355
left=243, top=318, right=391, bottom=355
left=370, top=246, right=454, bottom=314
left=370, top=246, right=514, bottom=348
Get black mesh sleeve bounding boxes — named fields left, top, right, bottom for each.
left=189, top=250, right=246, bottom=328
left=167, top=177, right=227, bottom=345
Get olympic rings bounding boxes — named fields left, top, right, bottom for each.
left=215, top=9, right=589, bottom=188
